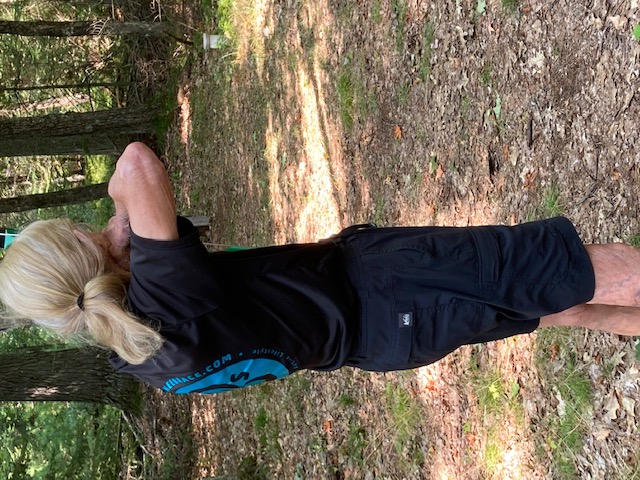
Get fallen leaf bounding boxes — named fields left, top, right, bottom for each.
left=466, top=433, right=477, bottom=447
left=610, top=168, right=621, bottom=181
left=621, top=396, right=635, bottom=418
left=394, top=125, right=403, bottom=140
left=523, top=171, right=537, bottom=190
left=502, top=144, right=510, bottom=160
left=603, top=393, right=620, bottom=422
left=593, top=427, right=611, bottom=441
left=323, top=419, right=332, bottom=432
left=435, top=164, right=444, bottom=180
left=608, top=15, right=627, bottom=31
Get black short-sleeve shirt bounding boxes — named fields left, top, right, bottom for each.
left=108, top=217, right=358, bottom=394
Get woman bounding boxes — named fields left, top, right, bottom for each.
left=1, top=142, right=638, bottom=394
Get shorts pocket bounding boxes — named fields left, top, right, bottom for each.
left=410, top=300, right=486, bottom=365
left=468, top=227, right=500, bottom=284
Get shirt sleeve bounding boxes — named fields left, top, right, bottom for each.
left=128, top=216, right=220, bottom=326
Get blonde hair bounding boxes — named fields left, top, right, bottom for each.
left=0, top=218, right=163, bottom=364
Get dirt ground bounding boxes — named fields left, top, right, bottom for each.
left=139, top=0, right=640, bottom=478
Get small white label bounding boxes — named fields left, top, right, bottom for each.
left=399, top=312, right=413, bottom=327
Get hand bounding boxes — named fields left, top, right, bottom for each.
left=102, top=213, right=131, bottom=271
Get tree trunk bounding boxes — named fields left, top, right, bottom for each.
left=0, top=182, right=108, bottom=213
left=0, top=107, right=157, bottom=157
left=0, top=19, right=170, bottom=37
left=0, top=347, right=141, bottom=412
left=0, top=81, right=130, bottom=92
left=0, top=134, right=131, bottom=157
left=0, top=106, right=157, bottom=138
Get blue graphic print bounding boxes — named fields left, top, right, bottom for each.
left=163, top=350, right=297, bottom=394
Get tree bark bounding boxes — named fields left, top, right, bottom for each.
left=0, top=106, right=157, bottom=138
left=0, top=19, right=170, bottom=37
left=0, top=107, right=157, bottom=157
left=0, top=134, right=131, bottom=157
left=0, top=182, right=108, bottom=213
left=0, top=346, right=141, bottom=412
left=0, top=81, right=130, bottom=92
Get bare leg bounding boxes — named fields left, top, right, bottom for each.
left=539, top=243, right=640, bottom=335
left=585, top=244, right=640, bottom=307
left=540, top=304, right=640, bottom=336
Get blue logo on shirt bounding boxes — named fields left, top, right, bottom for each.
left=174, top=358, right=290, bottom=394
left=162, top=349, right=299, bottom=394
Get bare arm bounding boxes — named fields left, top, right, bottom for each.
left=105, top=142, right=178, bottom=245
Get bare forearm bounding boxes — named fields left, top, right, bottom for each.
left=108, top=142, right=178, bottom=241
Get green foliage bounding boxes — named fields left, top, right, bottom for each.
left=628, top=233, right=640, bottom=248
left=0, top=1, right=127, bottom=115
left=0, top=326, right=64, bottom=352
left=217, top=0, right=238, bottom=43
left=235, top=456, right=269, bottom=480
left=0, top=402, right=126, bottom=480
left=633, top=23, right=640, bottom=41
left=0, top=154, right=115, bottom=231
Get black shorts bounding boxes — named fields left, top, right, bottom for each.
left=337, top=217, right=595, bottom=372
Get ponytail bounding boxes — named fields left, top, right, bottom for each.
left=0, top=219, right=163, bottom=364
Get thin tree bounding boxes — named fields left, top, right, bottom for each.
left=0, top=182, right=108, bottom=213
left=0, top=19, right=170, bottom=37
left=0, top=134, right=131, bottom=157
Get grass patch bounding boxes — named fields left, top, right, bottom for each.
left=392, top=0, right=408, bottom=51
left=397, top=80, right=411, bottom=106
left=419, top=23, right=435, bottom=82
left=469, top=362, right=526, bottom=477
left=536, top=328, right=594, bottom=479
left=337, top=393, right=356, bottom=408
left=384, top=382, right=422, bottom=454
left=527, top=183, right=564, bottom=221
left=337, top=70, right=358, bottom=130
left=541, top=183, right=563, bottom=217
left=627, top=233, right=640, bottom=248
left=481, top=63, right=492, bottom=86
left=253, top=404, right=282, bottom=461
left=502, top=0, right=519, bottom=12
left=371, top=0, right=382, bottom=24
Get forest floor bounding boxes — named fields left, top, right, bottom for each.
left=136, top=0, right=640, bottom=478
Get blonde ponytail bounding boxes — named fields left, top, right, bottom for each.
left=0, top=219, right=163, bottom=364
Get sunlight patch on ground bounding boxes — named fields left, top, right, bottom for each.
left=226, top=0, right=269, bottom=75
left=260, top=2, right=350, bottom=243
left=292, top=66, right=341, bottom=241
left=414, top=335, right=542, bottom=479
left=263, top=114, right=286, bottom=243
left=177, top=84, right=192, bottom=146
